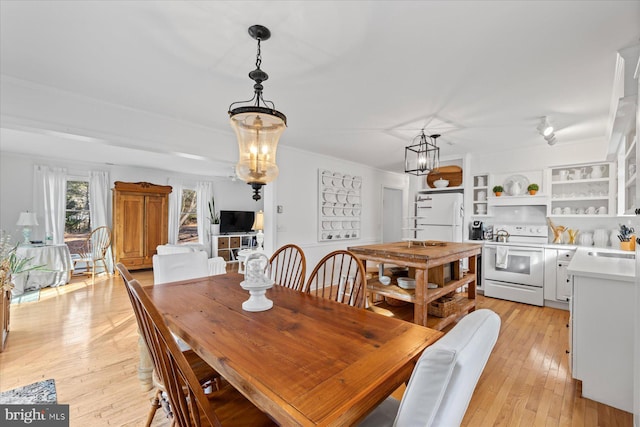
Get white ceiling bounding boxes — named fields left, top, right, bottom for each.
left=1, top=1, right=639, bottom=175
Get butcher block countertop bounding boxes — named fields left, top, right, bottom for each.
left=348, top=241, right=482, bottom=330
left=348, top=241, right=482, bottom=268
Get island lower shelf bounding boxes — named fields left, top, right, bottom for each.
left=367, top=272, right=476, bottom=331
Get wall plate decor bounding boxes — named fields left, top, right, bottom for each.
left=318, top=169, right=362, bottom=241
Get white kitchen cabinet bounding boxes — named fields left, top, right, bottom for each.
left=568, top=248, right=636, bottom=413
left=555, top=250, right=574, bottom=301
left=546, top=162, right=616, bottom=217
left=543, top=248, right=573, bottom=308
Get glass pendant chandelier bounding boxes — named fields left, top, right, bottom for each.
left=404, top=130, right=440, bottom=175
left=228, top=25, right=287, bottom=201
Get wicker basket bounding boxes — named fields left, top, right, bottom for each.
left=427, top=295, right=459, bottom=318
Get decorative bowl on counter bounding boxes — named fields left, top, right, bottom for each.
left=433, top=179, right=449, bottom=188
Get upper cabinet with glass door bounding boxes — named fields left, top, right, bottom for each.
left=546, top=162, right=616, bottom=216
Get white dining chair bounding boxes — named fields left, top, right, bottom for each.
left=359, top=309, right=501, bottom=427
left=152, top=251, right=211, bottom=352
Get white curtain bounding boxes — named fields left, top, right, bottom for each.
left=196, top=181, right=214, bottom=257
left=89, top=170, right=113, bottom=273
left=33, top=165, right=67, bottom=245
left=167, top=179, right=183, bottom=244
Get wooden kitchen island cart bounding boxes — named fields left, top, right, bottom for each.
left=348, top=241, right=482, bottom=330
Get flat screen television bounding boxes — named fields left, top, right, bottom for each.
left=219, top=210, right=255, bottom=234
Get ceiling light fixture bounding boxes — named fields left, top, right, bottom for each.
left=537, top=116, right=557, bottom=146
left=537, top=116, right=554, bottom=137
left=404, top=130, right=440, bottom=175
left=228, top=25, right=287, bottom=201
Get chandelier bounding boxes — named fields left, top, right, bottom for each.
left=228, top=25, right=287, bottom=201
left=404, top=130, right=440, bottom=175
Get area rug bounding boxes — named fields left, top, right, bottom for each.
left=0, top=379, right=57, bottom=404
left=10, top=289, right=40, bottom=305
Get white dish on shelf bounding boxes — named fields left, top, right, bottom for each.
left=433, top=178, right=449, bottom=188
left=323, top=192, right=337, bottom=203
left=342, top=174, right=352, bottom=187
left=397, top=277, right=416, bottom=290
left=336, top=189, right=348, bottom=203
left=322, top=221, right=331, bottom=230
left=352, top=177, right=362, bottom=189
left=427, top=283, right=439, bottom=289
left=379, top=275, right=391, bottom=285
left=321, top=173, right=332, bottom=185
left=332, top=172, right=342, bottom=187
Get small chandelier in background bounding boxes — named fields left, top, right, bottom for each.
left=404, top=130, right=441, bottom=175
left=228, top=25, right=287, bottom=201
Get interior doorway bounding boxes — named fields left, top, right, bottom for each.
left=382, top=187, right=403, bottom=243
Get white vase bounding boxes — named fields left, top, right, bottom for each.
left=211, top=224, right=220, bottom=235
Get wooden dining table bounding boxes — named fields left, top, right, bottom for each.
left=144, top=272, right=443, bottom=426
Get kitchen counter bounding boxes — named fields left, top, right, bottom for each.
left=569, top=245, right=636, bottom=413
left=567, top=247, right=635, bottom=282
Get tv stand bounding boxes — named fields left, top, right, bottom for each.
left=211, top=233, right=257, bottom=263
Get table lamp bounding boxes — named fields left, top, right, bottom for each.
left=252, top=210, right=264, bottom=251
left=16, top=211, right=39, bottom=244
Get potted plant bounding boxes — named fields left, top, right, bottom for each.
left=527, top=183, right=539, bottom=195
left=492, top=185, right=504, bottom=197
left=208, top=196, right=220, bottom=235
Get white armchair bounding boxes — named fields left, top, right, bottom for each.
left=359, top=309, right=501, bottom=427
left=152, top=251, right=212, bottom=352
left=156, top=243, right=226, bottom=276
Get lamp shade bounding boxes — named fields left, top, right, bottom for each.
left=252, top=210, right=265, bottom=231
left=231, top=111, right=284, bottom=186
left=16, top=212, right=38, bottom=226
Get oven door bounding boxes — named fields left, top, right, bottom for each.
left=483, top=245, right=544, bottom=287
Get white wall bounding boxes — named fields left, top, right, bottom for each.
left=0, top=151, right=261, bottom=244
left=267, top=146, right=409, bottom=270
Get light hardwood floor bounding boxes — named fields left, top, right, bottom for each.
left=0, top=272, right=632, bottom=426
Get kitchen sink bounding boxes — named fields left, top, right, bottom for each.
left=587, top=251, right=635, bottom=260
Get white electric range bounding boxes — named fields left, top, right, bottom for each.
left=482, top=224, right=548, bottom=306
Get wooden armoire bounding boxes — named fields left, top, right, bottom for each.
left=112, top=181, right=172, bottom=270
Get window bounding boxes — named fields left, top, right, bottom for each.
left=179, top=189, right=198, bottom=243
left=65, top=179, right=90, bottom=254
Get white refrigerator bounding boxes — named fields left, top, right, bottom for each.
left=415, top=192, right=464, bottom=242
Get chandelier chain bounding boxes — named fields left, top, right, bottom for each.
left=255, top=39, right=262, bottom=69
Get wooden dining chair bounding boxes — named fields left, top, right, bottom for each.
left=268, top=244, right=306, bottom=291
left=306, top=250, right=367, bottom=308
left=117, top=263, right=220, bottom=427
left=72, top=225, right=112, bottom=284
left=124, top=275, right=276, bottom=427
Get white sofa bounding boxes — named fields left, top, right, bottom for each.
left=359, top=309, right=501, bottom=427
left=156, top=243, right=227, bottom=276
